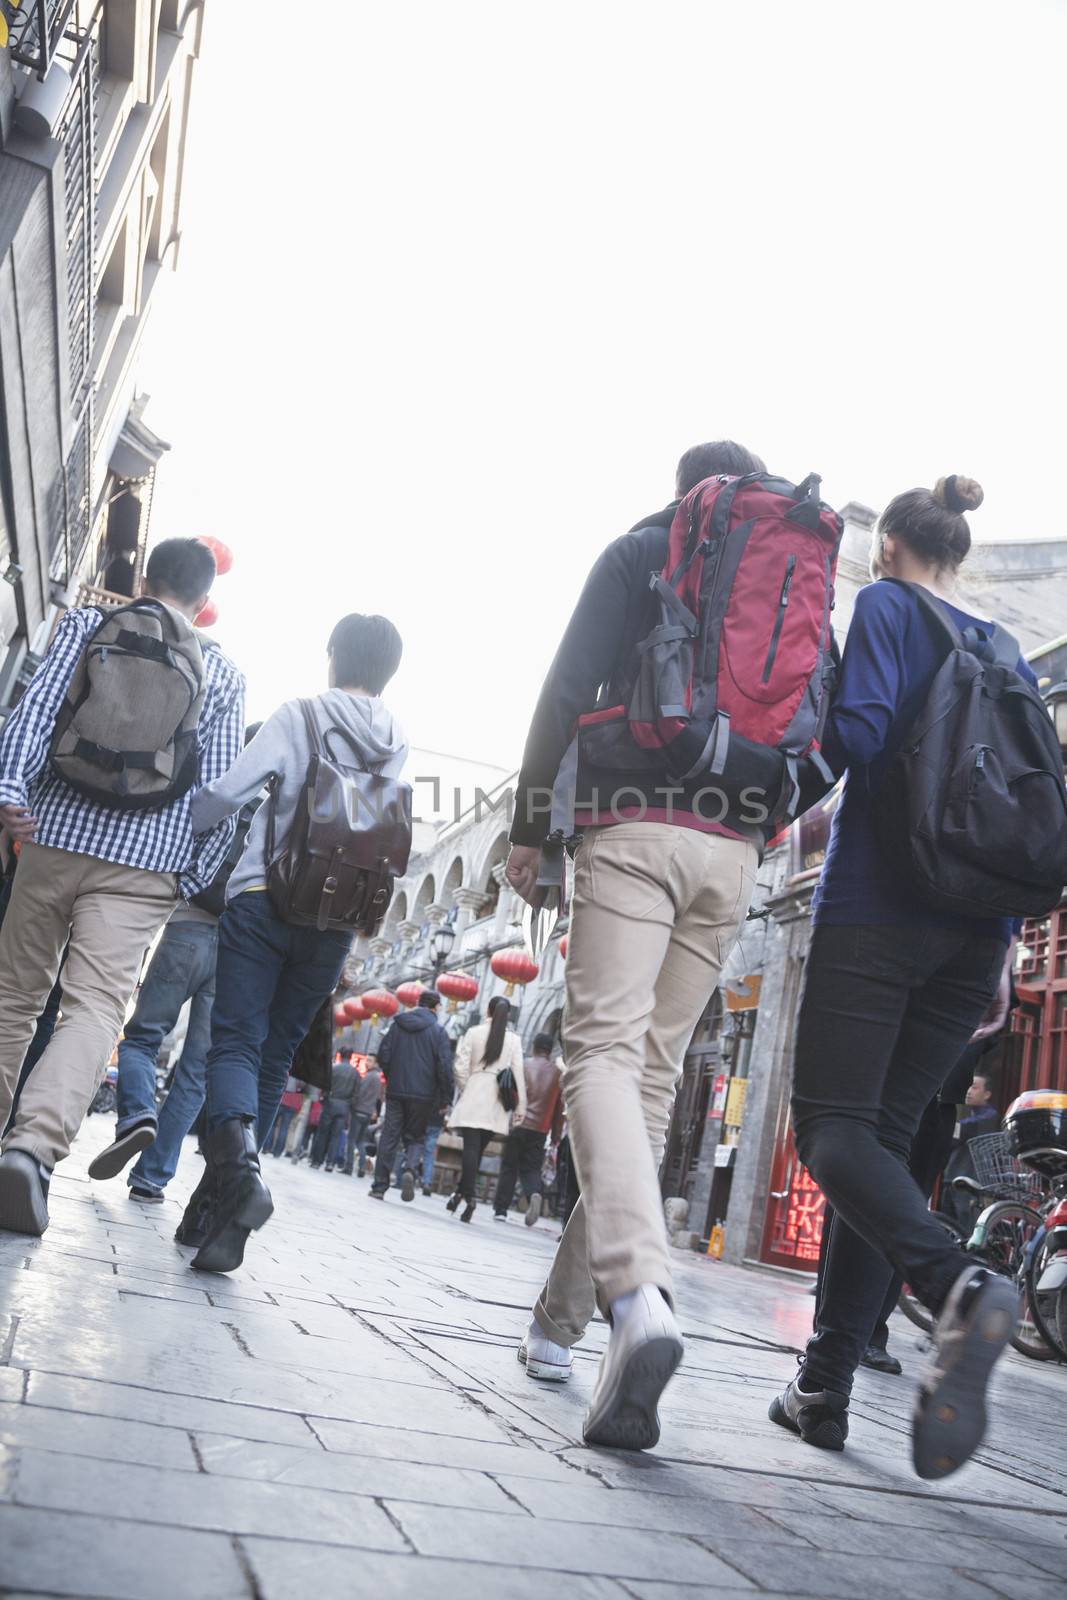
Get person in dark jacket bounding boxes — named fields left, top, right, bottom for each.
left=344, top=1057, right=383, bottom=1177
left=370, top=991, right=453, bottom=1202
left=494, top=1034, right=563, bottom=1225
left=310, top=1051, right=360, bottom=1171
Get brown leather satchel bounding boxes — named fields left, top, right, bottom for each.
left=266, top=700, right=412, bottom=935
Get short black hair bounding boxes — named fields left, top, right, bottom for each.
left=339, top=1047, right=353, bottom=1061
left=328, top=614, right=403, bottom=695
left=419, top=989, right=440, bottom=1010
left=675, top=441, right=767, bottom=498
left=533, top=1033, right=555, bottom=1056
left=145, top=538, right=216, bottom=605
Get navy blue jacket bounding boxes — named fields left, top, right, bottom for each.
left=377, top=1010, right=454, bottom=1104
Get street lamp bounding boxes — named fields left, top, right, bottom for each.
left=1044, top=682, right=1067, bottom=761
left=429, top=922, right=456, bottom=975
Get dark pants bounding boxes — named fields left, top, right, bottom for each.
left=494, top=1127, right=547, bottom=1214
left=344, top=1111, right=373, bottom=1175
left=459, top=1127, right=493, bottom=1200
left=311, top=1099, right=350, bottom=1167
left=372, top=1096, right=434, bottom=1193
left=203, top=892, right=352, bottom=1142
left=264, top=1103, right=297, bottom=1156
left=795, top=923, right=1003, bottom=1395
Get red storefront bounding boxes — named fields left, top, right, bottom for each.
left=1006, top=905, right=1067, bottom=1101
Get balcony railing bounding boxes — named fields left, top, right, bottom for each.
left=49, top=400, right=92, bottom=587
left=7, top=0, right=82, bottom=80
left=57, top=8, right=99, bottom=418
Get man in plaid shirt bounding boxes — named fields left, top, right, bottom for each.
left=0, top=538, right=245, bottom=1236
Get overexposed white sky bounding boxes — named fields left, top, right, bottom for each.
left=140, top=0, right=1067, bottom=772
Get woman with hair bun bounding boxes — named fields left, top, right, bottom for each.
left=769, top=475, right=1036, bottom=1477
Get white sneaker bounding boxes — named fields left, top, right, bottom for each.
left=518, top=1321, right=573, bottom=1382
left=583, top=1284, right=683, bottom=1450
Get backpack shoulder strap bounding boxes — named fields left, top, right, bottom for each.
left=298, top=698, right=327, bottom=759
left=881, top=578, right=964, bottom=652
left=987, top=623, right=1022, bottom=672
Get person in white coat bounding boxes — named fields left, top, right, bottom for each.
left=447, top=997, right=527, bottom=1223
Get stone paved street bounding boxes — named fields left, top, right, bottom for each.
left=1, top=1119, right=1065, bottom=1599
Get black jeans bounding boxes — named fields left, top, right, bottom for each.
left=459, top=1128, right=493, bottom=1201
left=311, top=1100, right=350, bottom=1167
left=494, top=1127, right=547, bottom=1214
left=794, top=922, right=1003, bottom=1395
left=372, top=1096, right=434, bottom=1193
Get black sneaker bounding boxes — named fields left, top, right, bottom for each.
left=128, top=1183, right=164, bottom=1205
left=368, top=1189, right=385, bottom=1201
left=400, top=1171, right=416, bottom=1202
left=422, top=1186, right=432, bottom=1197
left=88, top=1119, right=157, bottom=1181
left=769, top=1374, right=849, bottom=1451
left=861, top=1345, right=903, bottom=1376
left=912, top=1268, right=1018, bottom=1481
left=0, top=1150, right=51, bottom=1236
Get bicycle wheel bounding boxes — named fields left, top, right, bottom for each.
left=1025, top=1229, right=1067, bottom=1361
left=977, top=1201, right=1052, bottom=1361
left=897, top=1211, right=964, bottom=1333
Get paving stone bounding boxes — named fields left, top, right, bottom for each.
left=5, top=1445, right=408, bottom=1551
left=0, top=1368, right=25, bottom=1402
left=25, top=1372, right=319, bottom=1448
left=494, top=1475, right=808, bottom=1541
left=713, top=1543, right=1002, bottom=1599
left=0, top=1504, right=249, bottom=1599
left=243, top=1540, right=626, bottom=1600
left=966, top=1572, right=1067, bottom=1600
left=383, top=1501, right=755, bottom=1584
left=0, top=1400, right=197, bottom=1470
left=195, top=1431, right=521, bottom=1511
left=309, top=1413, right=580, bottom=1479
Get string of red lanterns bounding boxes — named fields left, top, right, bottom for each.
left=195, top=537, right=235, bottom=628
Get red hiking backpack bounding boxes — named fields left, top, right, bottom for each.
left=575, top=472, right=842, bottom=820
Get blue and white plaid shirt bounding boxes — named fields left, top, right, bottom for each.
left=0, top=607, right=246, bottom=899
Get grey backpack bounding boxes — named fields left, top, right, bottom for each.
left=50, top=600, right=206, bottom=809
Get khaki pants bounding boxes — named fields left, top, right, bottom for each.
left=535, top=824, right=757, bottom=1346
left=0, top=842, right=176, bottom=1168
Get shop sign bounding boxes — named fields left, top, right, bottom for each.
left=725, top=974, right=762, bottom=1012
left=709, top=1072, right=729, bottom=1119
left=723, top=1076, right=748, bottom=1128
left=779, top=1166, right=826, bottom=1264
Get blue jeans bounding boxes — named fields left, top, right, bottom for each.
left=422, top=1120, right=443, bottom=1188
left=264, top=1103, right=297, bottom=1155
left=204, top=892, right=352, bottom=1140
left=115, top=920, right=218, bottom=1194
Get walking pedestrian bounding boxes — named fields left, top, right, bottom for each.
left=310, top=1051, right=360, bottom=1171
left=370, top=992, right=453, bottom=1202
left=0, top=538, right=244, bottom=1235
left=768, top=476, right=1037, bottom=1479
left=264, top=1075, right=304, bottom=1157
left=493, top=1033, right=562, bottom=1225
left=179, top=612, right=408, bottom=1271
left=447, top=997, right=526, bottom=1224
left=344, top=1056, right=383, bottom=1177
left=506, top=441, right=805, bottom=1446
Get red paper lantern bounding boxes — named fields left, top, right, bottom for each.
left=490, top=948, right=540, bottom=996
left=396, top=981, right=423, bottom=1009
left=559, top=935, right=568, bottom=960
left=195, top=599, right=219, bottom=628
left=198, top=536, right=233, bottom=576
left=361, top=988, right=398, bottom=1023
left=437, top=972, right=479, bottom=1012
left=342, top=997, right=367, bottom=1025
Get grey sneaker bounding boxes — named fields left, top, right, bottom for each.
left=769, top=1373, right=850, bottom=1451
left=912, top=1267, right=1018, bottom=1480
left=0, top=1150, right=51, bottom=1236
left=525, top=1192, right=543, bottom=1227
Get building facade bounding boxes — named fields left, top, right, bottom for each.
left=0, top=0, right=202, bottom=701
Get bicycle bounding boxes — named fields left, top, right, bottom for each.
left=897, top=1132, right=1052, bottom=1361
left=1004, top=1089, right=1067, bottom=1362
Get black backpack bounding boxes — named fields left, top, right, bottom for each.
left=872, top=582, right=1067, bottom=919
left=190, top=797, right=260, bottom=917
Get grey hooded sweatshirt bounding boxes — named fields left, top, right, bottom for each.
left=190, top=690, right=408, bottom=903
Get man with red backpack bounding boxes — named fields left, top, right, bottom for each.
left=506, top=440, right=841, bottom=1451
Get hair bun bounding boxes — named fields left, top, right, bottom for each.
left=933, top=475, right=984, bottom=514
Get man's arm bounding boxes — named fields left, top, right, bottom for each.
left=435, top=1026, right=455, bottom=1105
left=0, top=611, right=94, bottom=828
left=179, top=662, right=247, bottom=900
left=510, top=533, right=647, bottom=849
left=376, top=1028, right=394, bottom=1077
left=190, top=701, right=292, bottom=837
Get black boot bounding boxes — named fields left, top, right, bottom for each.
left=461, top=1199, right=476, bottom=1224
left=446, top=1190, right=463, bottom=1214
left=175, top=1161, right=218, bottom=1249
left=190, top=1118, right=273, bottom=1274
